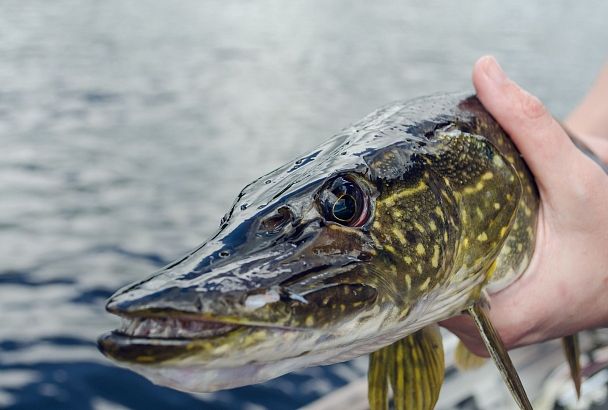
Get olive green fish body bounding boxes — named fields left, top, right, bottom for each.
left=98, top=93, right=539, bottom=393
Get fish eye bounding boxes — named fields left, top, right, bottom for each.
left=319, top=176, right=368, bottom=227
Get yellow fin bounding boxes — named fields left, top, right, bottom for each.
left=454, top=340, right=487, bottom=371
left=368, top=325, right=445, bottom=410
left=368, top=345, right=389, bottom=410
left=562, top=334, right=582, bottom=398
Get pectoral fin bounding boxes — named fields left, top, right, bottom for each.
left=562, top=333, right=581, bottom=398
left=367, top=325, right=445, bottom=410
left=467, top=303, right=532, bottom=410
left=454, top=340, right=487, bottom=371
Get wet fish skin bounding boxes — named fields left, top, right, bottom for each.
left=97, top=93, right=539, bottom=395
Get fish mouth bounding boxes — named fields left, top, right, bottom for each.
left=117, top=315, right=241, bottom=340
left=98, top=313, right=302, bottom=365
left=98, top=262, right=378, bottom=365
left=98, top=233, right=376, bottom=367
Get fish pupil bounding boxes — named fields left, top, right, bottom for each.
left=333, top=194, right=356, bottom=222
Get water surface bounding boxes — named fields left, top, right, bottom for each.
left=1, top=1, right=607, bottom=409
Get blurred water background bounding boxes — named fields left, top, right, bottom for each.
left=1, top=1, right=607, bottom=409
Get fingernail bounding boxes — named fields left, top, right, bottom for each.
left=483, top=56, right=507, bottom=83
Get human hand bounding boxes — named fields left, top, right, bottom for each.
left=441, top=56, right=608, bottom=356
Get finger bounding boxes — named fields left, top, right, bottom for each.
left=440, top=316, right=490, bottom=357
left=472, top=56, right=579, bottom=194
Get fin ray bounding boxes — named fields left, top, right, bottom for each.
left=368, top=347, right=389, bottom=410
left=368, top=326, right=445, bottom=410
left=389, top=325, right=445, bottom=410
left=467, top=303, right=532, bottom=410
left=562, top=333, right=581, bottom=398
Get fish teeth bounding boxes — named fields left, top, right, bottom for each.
left=119, top=317, right=237, bottom=339
left=119, top=318, right=130, bottom=333
left=133, top=318, right=151, bottom=337
left=128, top=318, right=141, bottom=335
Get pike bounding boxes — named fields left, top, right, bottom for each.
left=98, top=93, right=584, bottom=409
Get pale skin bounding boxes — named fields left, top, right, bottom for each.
left=442, top=56, right=608, bottom=356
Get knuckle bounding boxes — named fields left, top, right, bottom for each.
left=569, top=162, right=606, bottom=202
left=519, top=90, right=546, bottom=120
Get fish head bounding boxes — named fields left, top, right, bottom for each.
left=98, top=95, right=513, bottom=392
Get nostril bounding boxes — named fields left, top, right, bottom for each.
left=259, top=206, right=293, bottom=234
left=218, top=250, right=230, bottom=258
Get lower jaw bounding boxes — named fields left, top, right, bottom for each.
left=97, top=329, right=318, bottom=393
left=98, top=315, right=262, bottom=364
left=97, top=323, right=300, bottom=365
left=97, top=328, right=369, bottom=393
left=98, top=331, right=202, bottom=364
